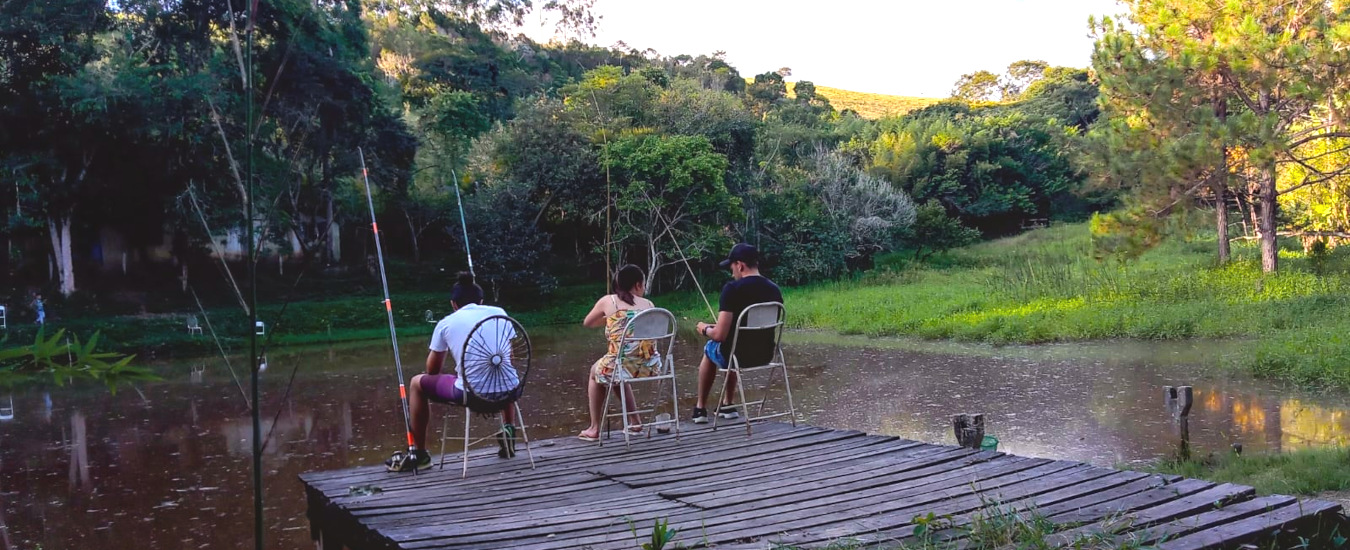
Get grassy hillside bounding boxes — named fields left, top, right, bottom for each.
left=787, top=81, right=941, bottom=118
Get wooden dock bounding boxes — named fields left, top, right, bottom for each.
left=300, top=422, right=1344, bottom=549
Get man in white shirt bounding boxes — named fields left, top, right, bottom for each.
left=390, top=273, right=521, bottom=472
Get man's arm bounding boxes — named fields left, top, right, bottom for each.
left=697, top=311, right=736, bottom=343
left=426, top=350, right=446, bottom=375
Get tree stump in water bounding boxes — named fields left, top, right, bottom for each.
left=1165, top=386, right=1193, bottom=460
left=953, top=413, right=985, bottom=449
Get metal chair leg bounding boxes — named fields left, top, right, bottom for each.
left=671, top=373, right=681, bottom=440
left=620, top=381, right=632, bottom=450
left=438, top=410, right=450, bottom=469
left=461, top=409, right=471, bottom=478
left=756, top=367, right=776, bottom=420
left=736, top=368, right=752, bottom=437
left=711, top=368, right=732, bottom=431
left=515, top=402, right=536, bottom=469
left=780, top=355, right=797, bottom=427
left=599, top=379, right=615, bottom=447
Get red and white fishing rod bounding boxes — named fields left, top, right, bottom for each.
left=357, top=148, right=417, bottom=458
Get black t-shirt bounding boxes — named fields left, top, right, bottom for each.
left=718, top=275, right=783, bottom=367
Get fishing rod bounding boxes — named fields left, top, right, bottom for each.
left=358, top=148, right=418, bottom=463
left=449, top=168, right=474, bottom=276
left=645, top=193, right=717, bottom=319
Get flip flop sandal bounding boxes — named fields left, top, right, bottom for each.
left=577, top=433, right=600, bottom=442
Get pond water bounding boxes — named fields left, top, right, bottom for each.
left=2, top=326, right=1349, bottom=549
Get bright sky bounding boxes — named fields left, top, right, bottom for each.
left=521, top=0, right=1125, bottom=98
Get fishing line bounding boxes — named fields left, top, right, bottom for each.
left=589, top=88, right=613, bottom=294
left=187, top=284, right=250, bottom=408
left=358, top=147, right=417, bottom=454
left=449, top=168, right=474, bottom=276
left=643, top=192, right=717, bottom=319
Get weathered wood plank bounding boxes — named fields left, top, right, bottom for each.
left=297, top=422, right=1343, bottom=550
left=1156, top=499, right=1342, bottom=550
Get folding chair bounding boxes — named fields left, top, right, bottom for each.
left=186, top=315, right=203, bottom=335
left=437, top=314, right=537, bottom=477
left=600, top=308, right=680, bottom=449
left=712, top=301, right=797, bottom=436
left=0, top=305, right=7, bottom=330
left=0, top=395, right=14, bottom=422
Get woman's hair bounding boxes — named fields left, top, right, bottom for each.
left=451, top=272, right=484, bottom=306
left=614, top=264, right=645, bottom=306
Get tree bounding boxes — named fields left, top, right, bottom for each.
left=1091, top=0, right=1350, bottom=272
left=747, top=71, right=787, bottom=112
left=457, top=180, right=555, bottom=300
left=951, top=70, right=1001, bottom=102
left=908, top=200, right=980, bottom=260
left=1001, top=60, right=1050, bottom=99
left=809, top=148, right=916, bottom=261
left=604, top=134, right=739, bottom=290
left=869, top=110, right=1084, bottom=234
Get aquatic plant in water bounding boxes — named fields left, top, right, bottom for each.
left=0, top=328, right=156, bottom=391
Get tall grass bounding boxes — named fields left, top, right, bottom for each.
left=782, top=222, right=1350, bottom=388
left=1148, top=447, right=1350, bottom=497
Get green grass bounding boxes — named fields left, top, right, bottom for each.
left=778, top=222, right=1350, bottom=389
left=786, top=82, right=941, bottom=119
left=1148, top=448, right=1350, bottom=497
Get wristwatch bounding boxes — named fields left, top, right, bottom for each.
left=703, top=325, right=713, bottom=338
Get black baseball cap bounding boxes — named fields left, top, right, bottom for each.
left=718, top=243, right=758, bottom=268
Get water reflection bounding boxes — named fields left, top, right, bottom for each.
left=0, top=328, right=1348, bottom=548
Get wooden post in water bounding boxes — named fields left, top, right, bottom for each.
left=953, top=413, right=985, bottom=449
left=1165, top=386, right=1193, bottom=461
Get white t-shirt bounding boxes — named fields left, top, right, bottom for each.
left=429, top=304, right=519, bottom=393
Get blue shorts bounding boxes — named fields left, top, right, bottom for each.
left=704, top=340, right=727, bottom=369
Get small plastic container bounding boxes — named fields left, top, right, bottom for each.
left=980, top=435, right=999, bottom=451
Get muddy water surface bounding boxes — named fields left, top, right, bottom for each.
left=2, top=327, right=1348, bottom=549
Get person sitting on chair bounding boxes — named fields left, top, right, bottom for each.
left=578, top=265, right=658, bottom=442
left=389, top=272, right=520, bottom=472
left=693, top=243, right=782, bottom=424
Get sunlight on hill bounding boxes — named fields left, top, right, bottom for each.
left=788, top=82, right=941, bottom=119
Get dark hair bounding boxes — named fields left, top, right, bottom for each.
left=614, top=265, right=644, bottom=306
left=451, top=272, right=484, bottom=306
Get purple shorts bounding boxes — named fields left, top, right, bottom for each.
left=419, top=374, right=466, bottom=404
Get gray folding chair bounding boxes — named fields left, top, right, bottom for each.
left=712, top=302, right=797, bottom=436
left=0, top=305, right=7, bottom=330
left=600, top=308, right=680, bottom=449
left=186, top=315, right=203, bottom=335
left=437, top=314, right=536, bottom=477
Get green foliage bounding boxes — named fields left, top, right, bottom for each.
left=459, top=181, right=557, bottom=300
left=0, top=328, right=154, bottom=390
left=908, top=200, right=980, bottom=261
left=605, top=133, right=739, bottom=289
left=950, top=70, right=1001, bottom=102
left=869, top=109, right=1085, bottom=235
left=631, top=518, right=683, bottom=550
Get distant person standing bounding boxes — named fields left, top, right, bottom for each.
left=693, top=243, right=783, bottom=423
left=33, top=294, right=45, bottom=325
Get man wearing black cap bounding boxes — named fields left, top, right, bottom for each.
left=693, top=243, right=783, bottom=424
